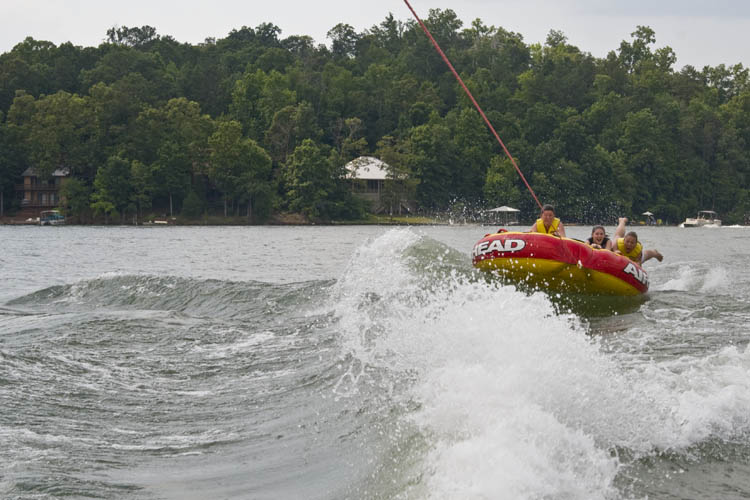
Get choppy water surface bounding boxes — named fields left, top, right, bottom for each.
left=1, top=224, right=749, bottom=499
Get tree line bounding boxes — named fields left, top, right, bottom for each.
left=0, top=11, right=748, bottom=223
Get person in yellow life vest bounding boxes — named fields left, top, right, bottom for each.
left=529, top=204, right=566, bottom=237
left=613, top=217, right=663, bottom=264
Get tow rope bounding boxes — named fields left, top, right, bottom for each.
left=403, top=0, right=542, bottom=210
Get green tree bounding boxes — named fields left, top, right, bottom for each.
left=208, top=121, right=244, bottom=216
left=407, top=117, right=457, bottom=209
left=282, top=139, right=331, bottom=218
left=375, top=135, right=420, bottom=215
left=264, top=101, right=322, bottom=165
left=88, top=74, right=155, bottom=151
left=181, top=189, right=204, bottom=218
left=715, top=90, right=750, bottom=220
left=327, top=23, right=360, bottom=58
left=209, top=120, right=274, bottom=220
left=618, top=26, right=656, bottom=73
left=91, top=155, right=133, bottom=223
left=258, top=70, right=297, bottom=133
left=176, top=45, right=232, bottom=118
left=105, top=25, right=159, bottom=47
left=8, top=90, right=98, bottom=180
left=134, top=98, right=213, bottom=215
left=230, top=68, right=266, bottom=140
left=0, top=37, right=79, bottom=112
left=515, top=32, right=596, bottom=110
left=617, top=108, right=676, bottom=211
left=236, top=137, right=274, bottom=221
left=130, top=159, right=152, bottom=222
left=282, top=139, right=359, bottom=219
left=331, top=117, right=368, bottom=161
left=58, top=177, right=92, bottom=223
left=579, top=145, right=633, bottom=219
left=484, top=156, right=521, bottom=208
left=0, top=114, right=26, bottom=216
left=151, top=140, right=191, bottom=217
left=446, top=107, right=494, bottom=202
left=79, top=45, right=175, bottom=99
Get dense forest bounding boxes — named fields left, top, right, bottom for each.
left=0, top=10, right=748, bottom=223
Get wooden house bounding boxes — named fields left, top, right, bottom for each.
left=15, top=167, right=70, bottom=218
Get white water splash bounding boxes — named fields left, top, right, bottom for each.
left=653, top=264, right=729, bottom=293
left=330, top=229, right=750, bottom=499
left=700, top=267, right=730, bottom=293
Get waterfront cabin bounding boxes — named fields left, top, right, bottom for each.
left=345, top=156, right=413, bottom=214
left=16, top=167, right=70, bottom=218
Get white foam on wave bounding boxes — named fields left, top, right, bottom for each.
left=190, top=329, right=278, bottom=359
left=331, top=229, right=750, bottom=499
left=634, top=344, right=750, bottom=445
left=652, top=264, right=729, bottom=293
left=110, top=428, right=237, bottom=452
left=61, top=271, right=131, bottom=304
left=330, top=228, right=424, bottom=378
left=653, top=265, right=699, bottom=292
left=699, top=267, right=730, bottom=292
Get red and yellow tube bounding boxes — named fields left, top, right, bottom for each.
left=472, top=231, right=649, bottom=295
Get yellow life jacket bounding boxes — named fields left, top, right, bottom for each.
left=616, top=238, right=643, bottom=262
left=535, top=217, right=560, bottom=234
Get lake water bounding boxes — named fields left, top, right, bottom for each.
left=1, top=224, right=750, bottom=499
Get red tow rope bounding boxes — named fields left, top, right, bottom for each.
left=402, top=0, right=542, bottom=210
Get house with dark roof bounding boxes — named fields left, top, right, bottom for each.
left=15, top=167, right=70, bottom=218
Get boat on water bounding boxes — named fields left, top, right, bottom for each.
left=682, top=210, right=721, bottom=228
left=39, top=210, right=65, bottom=226
left=472, top=231, right=649, bottom=295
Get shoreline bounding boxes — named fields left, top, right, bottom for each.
left=0, top=214, right=453, bottom=226
left=1, top=214, right=714, bottom=227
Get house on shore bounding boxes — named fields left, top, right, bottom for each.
left=344, top=156, right=413, bottom=215
left=15, top=167, right=70, bottom=219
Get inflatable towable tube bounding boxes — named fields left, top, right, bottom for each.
left=472, top=231, right=649, bottom=295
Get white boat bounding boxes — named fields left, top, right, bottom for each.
left=39, top=210, right=65, bottom=226
left=682, top=210, right=721, bottom=228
